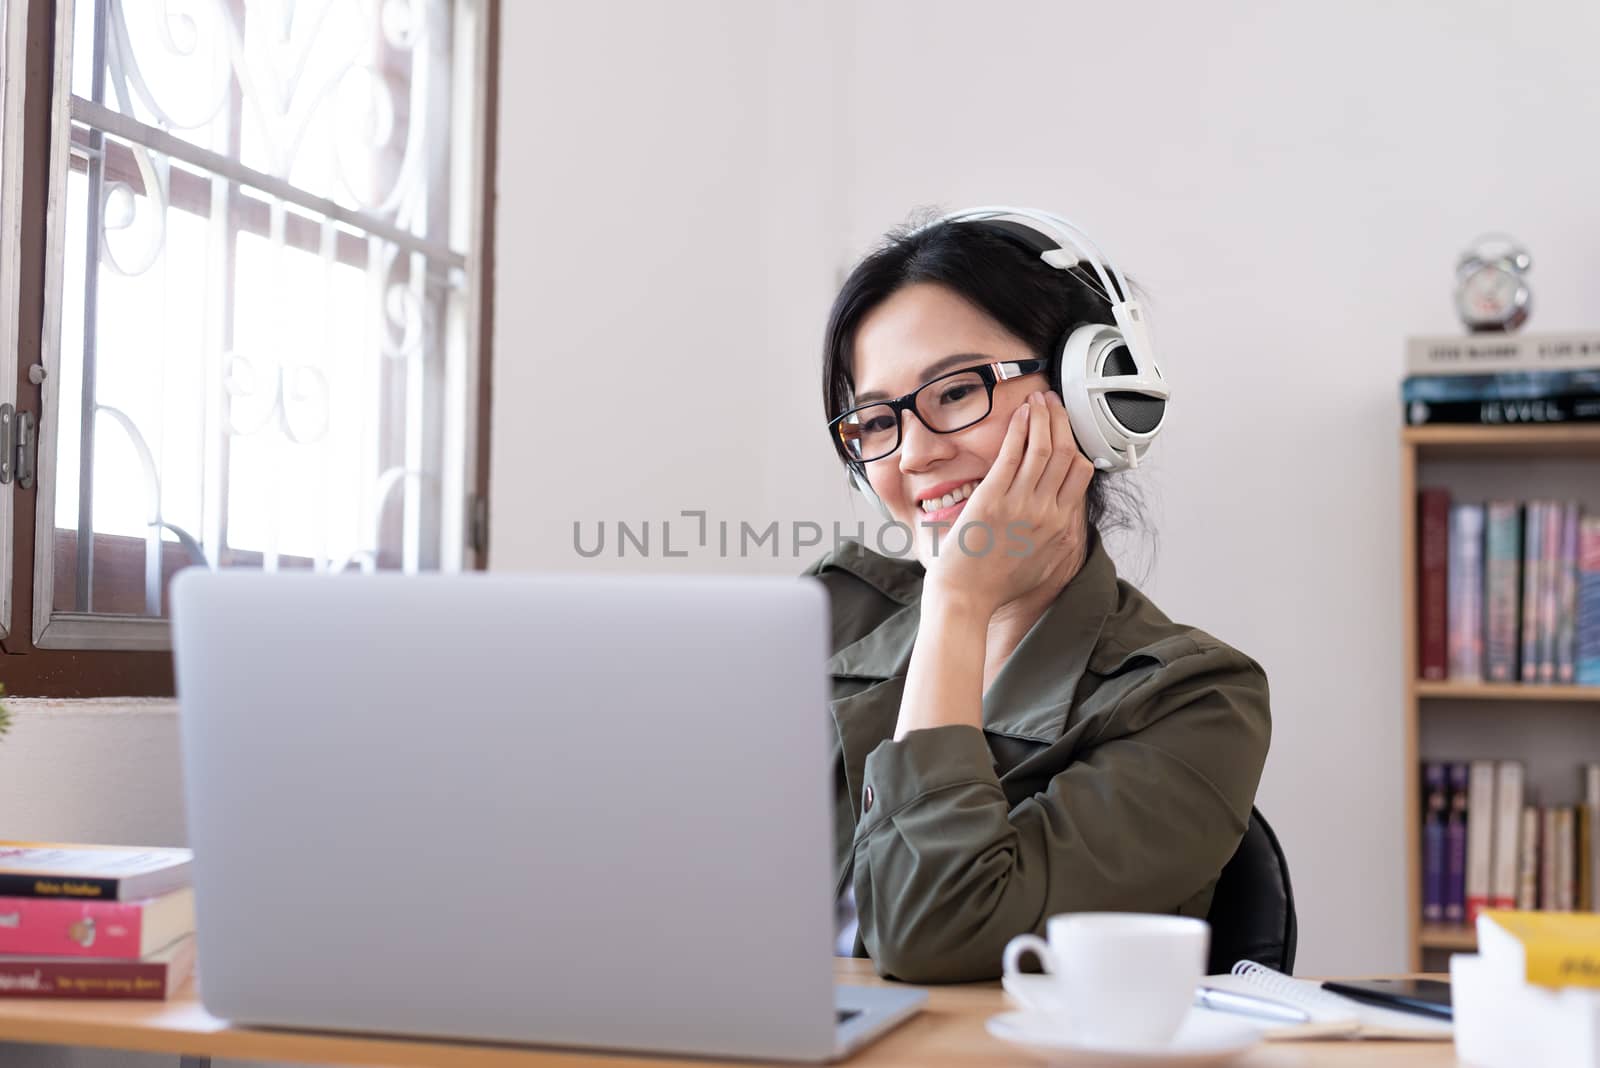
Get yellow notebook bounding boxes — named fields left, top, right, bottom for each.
left=1479, top=910, right=1600, bottom=988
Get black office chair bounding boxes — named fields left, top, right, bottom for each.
left=1205, top=807, right=1297, bottom=975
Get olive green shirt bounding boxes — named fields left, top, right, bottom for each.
left=803, top=530, right=1271, bottom=984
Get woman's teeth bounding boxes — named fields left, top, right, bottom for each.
left=920, top=480, right=980, bottom=513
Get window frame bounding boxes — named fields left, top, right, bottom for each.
left=0, top=0, right=28, bottom=643
left=0, top=0, right=499, bottom=691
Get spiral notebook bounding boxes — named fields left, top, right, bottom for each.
left=1196, top=961, right=1454, bottom=1041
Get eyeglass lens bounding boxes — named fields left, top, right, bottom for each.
left=837, top=370, right=991, bottom=462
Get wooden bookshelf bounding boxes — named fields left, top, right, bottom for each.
left=1399, top=422, right=1599, bottom=971
left=1403, top=424, right=1600, bottom=458
left=1417, top=924, right=1479, bottom=951
left=1413, top=681, right=1600, bottom=702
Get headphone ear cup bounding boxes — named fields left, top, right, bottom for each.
left=1059, top=323, right=1169, bottom=472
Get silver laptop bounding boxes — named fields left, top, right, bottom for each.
left=170, top=569, right=925, bottom=1062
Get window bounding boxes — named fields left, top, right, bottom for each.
left=1, top=0, right=497, bottom=690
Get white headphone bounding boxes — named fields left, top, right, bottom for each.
left=843, top=206, right=1170, bottom=507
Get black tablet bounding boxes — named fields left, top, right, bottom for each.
left=1320, top=978, right=1453, bottom=1020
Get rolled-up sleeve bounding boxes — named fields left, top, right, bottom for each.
left=851, top=642, right=1270, bottom=983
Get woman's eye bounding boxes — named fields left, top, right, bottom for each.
left=861, top=415, right=897, bottom=434
left=939, top=384, right=976, bottom=405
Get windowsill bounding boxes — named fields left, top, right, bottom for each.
left=4, top=697, right=179, bottom=717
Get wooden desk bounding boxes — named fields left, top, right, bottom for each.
left=0, top=958, right=1464, bottom=1068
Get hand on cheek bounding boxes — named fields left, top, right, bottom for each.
left=921, top=390, right=1094, bottom=617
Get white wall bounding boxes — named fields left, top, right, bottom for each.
left=492, top=0, right=1600, bottom=976
left=490, top=0, right=861, bottom=576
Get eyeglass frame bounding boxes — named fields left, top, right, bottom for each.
left=828, top=358, right=1048, bottom=465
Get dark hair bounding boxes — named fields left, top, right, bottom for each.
left=821, top=208, right=1147, bottom=542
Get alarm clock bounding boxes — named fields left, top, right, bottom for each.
left=1455, top=234, right=1531, bottom=333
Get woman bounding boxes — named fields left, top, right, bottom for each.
left=807, top=210, right=1270, bottom=983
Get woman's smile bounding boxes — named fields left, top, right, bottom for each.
left=915, top=478, right=981, bottom=524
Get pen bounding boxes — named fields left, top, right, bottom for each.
left=1193, top=986, right=1311, bottom=1024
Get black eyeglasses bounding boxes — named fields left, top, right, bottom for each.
left=829, top=359, right=1047, bottom=463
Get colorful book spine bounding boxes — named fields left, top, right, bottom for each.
left=1402, top=368, right=1600, bottom=400
left=1579, top=517, right=1600, bottom=687
left=1404, top=395, right=1600, bottom=425
left=0, top=895, right=186, bottom=959
left=1542, top=500, right=1562, bottom=683
left=1541, top=807, right=1560, bottom=911
left=1419, top=489, right=1451, bottom=681
left=1466, top=760, right=1498, bottom=923
left=1484, top=502, right=1523, bottom=681
left=1516, top=805, right=1540, bottom=911
left=0, top=844, right=192, bottom=902
left=1556, top=807, right=1577, bottom=912
left=1558, top=502, right=1581, bottom=683
left=1446, top=762, right=1470, bottom=924
left=1422, top=762, right=1448, bottom=922
left=1490, top=761, right=1523, bottom=910
left=1448, top=504, right=1486, bottom=681
left=1580, top=767, right=1593, bottom=908
left=1580, top=791, right=1595, bottom=913
left=0, top=936, right=194, bottom=1000
left=1523, top=502, right=1545, bottom=682
left=1405, top=332, right=1600, bottom=376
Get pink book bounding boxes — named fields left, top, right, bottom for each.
left=0, top=889, right=193, bottom=959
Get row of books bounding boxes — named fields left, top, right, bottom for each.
left=0, top=842, right=195, bottom=999
left=1416, top=491, right=1600, bottom=684
left=1421, top=761, right=1600, bottom=926
left=1403, top=332, right=1600, bottom=425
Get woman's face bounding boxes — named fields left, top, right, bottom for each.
left=850, top=282, right=1051, bottom=564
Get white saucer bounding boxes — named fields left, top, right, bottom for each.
left=985, top=1008, right=1262, bottom=1067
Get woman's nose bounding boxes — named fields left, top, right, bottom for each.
left=897, top=411, right=953, bottom=473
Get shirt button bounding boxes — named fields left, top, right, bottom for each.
left=863, top=785, right=874, bottom=812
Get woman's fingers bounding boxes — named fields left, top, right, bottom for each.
left=1058, top=449, right=1096, bottom=509
left=1013, top=393, right=1053, bottom=494
left=1038, top=392, right=1078, bottom=496
left=981, top=398, right=1031, bottom=500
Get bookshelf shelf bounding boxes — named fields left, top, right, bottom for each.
left=1413, top=681, right=1600, bottom=703
left=1417, top=924, right=1478, bottom=951
left=1403, top=424, right=1600, bottom=458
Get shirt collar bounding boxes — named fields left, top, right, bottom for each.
left=825, top=529, right=1121, bottom=743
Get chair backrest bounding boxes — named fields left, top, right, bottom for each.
left=1205, top=807, right=1297, bottom=975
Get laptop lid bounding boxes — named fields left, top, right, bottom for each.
left=172, top=569, right=838, bottom=1061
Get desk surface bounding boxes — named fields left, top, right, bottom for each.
left=0, top=958, right=1464, bottom=1068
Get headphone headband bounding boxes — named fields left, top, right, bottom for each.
left=928, top=206, right=1156, bottom=377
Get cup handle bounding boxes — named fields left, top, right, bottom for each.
left=1001, top=932, right=1057, bottom=977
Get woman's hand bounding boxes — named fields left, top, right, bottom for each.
left=920, top=390, right=1095, bottom=619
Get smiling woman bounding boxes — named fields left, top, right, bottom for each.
left=806, top=208, right=1272, bottom=983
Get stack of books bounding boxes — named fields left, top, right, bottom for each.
left=1403, top=332, right=1600, bottom=426
left=1422, top=762, right=1600, bottom=930
left=1415, top=490, right=1599, bottom=686
left=0, top=842, right=196, bottom=999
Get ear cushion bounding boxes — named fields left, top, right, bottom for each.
left=1059, top=323, right=1168, bottom=472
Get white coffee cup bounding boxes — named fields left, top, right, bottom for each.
left=1001, top=913, right=1209, bottom=1048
